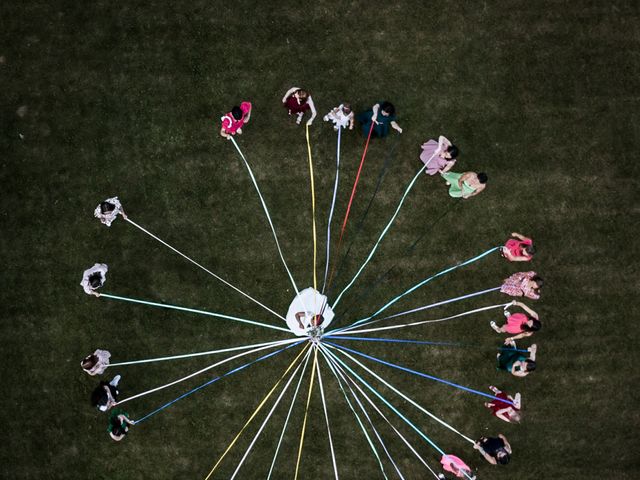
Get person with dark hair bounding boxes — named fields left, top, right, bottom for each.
left=81, top=349, right=111, bottom=376
left=91, top=374, right=121, bottom=412
left=440, top=171, right=487, bottom=198
left=282, top=87, right=317, bottom=126
left=357, top=101, right=403, bottom=138
left=94, top=197, right=127, bottom=227
left=295, top=311, right=324, bottom=330
left=439, top=454, right=476, bottom=479
left=323, top=103, right=355, bottom=130
left=420, top=135, right=459, bottom=175
left=80, top=263, right=108, bottom=297
left=484, top=386, right=522, bottom=423
left=491, top=301, right=541, bottom=341
left=474, top=435, right=512, bottom=465
left=500, top=271, right=543, bottom=300
left=107, top=408, right=134, bottom=441
left=220, top=101, right=252, bottom=139
left=497, top=340, right=537, bottom=377
left=502, top=232, right=535, bottom=261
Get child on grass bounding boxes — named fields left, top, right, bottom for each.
left=323, top=103, right=354, bottom=130
left=220, top=102, right=252, bottom=139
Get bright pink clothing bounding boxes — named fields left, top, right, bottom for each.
left=440, top=454, right=472, bottom=478
left=505, top=312, right=529, bottom=334
left=221, top=101, right=252, bottom=134
left=504, top=237, right=533, bottom=261
left=500, top=271, right=540, bottom=300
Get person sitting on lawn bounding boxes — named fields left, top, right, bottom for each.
left=484, top=386, right=522, bottom=424
left=220, top=102, right=252, bottom=139
left=502, top=232, right=535, bottom=262
left=420, top=135, right=459, bottom=175
left=94, top=197, right=127, bottom=227
left=357, top=101, right=402, bottom=137
left=282, top=87, right=317, bottom=126
left=500, top=271, right=543, bottom=300
left=323, top=102, right=355, bottom=131
left=497, top=340, right=537, bottom=377
left=474, top=435, right=512, bottom=465
left=107, top=408, right=134, bottom=441
left=439, top=454, right=476, bottom=479
left=91, top=375, right=121, bottom=412
left=81, top=349, right=111, bottom=376
left=491, top=300, right=541, bottom=341
left=440, top=171, right=487, bottom=199
left=80, top=263, right=108, bottom=297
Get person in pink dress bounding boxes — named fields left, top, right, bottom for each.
left=439, top=454, right=475, bottom=479
left=219, top=102, right=252, bottom=139
left=420, top=135, right=459, bottom=175
left=282, top=87, right=317, bottom=126
left=500, top=271, right=543, bottom=299
left=484, top=386, right=522, bottom=423
left=491, top=300, right=541, bottom=341
left=502, top=232, right=535, bottom=261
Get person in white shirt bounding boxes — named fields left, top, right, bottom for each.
left=80, top=263, right=108, bottom=297
left=323, top=103, right=355, bottom=131
left=94, top=196, right=127, bottom=227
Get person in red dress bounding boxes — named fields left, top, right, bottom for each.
left=282, top=87, right=317, bottom=126
left=484, top=386, right=522, bottom=423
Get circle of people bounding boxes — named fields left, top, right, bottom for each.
left=80, top=90, right=543, bottom=478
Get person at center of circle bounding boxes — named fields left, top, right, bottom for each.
left=441, top=171, right=487, bottom=198
left=357, top=101, right=403, bottom=138
left=295, top=311, right=324, bottom=330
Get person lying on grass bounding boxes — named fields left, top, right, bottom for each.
left=502, top=232, right=535, bottom=262
left=491, top=300, right=541, bottom=341
left=484, top=386, right=522, bottom=424
left=474, top=434, right=512, bottom=465
left=440, top=171, right=487, bottom=198
left=497, top=340, right=537, bottom=377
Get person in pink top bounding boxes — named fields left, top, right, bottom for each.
left=484, top=386, right=522, bottom=423
left=439, top=454, right=475, bottom=479
left=491, top=300, right=541, bottom=341
left=219, top=102, right=252, bottom=139
left=500, top=271, right=543, bottom=300
left=502, top=232, right=535, bottom=261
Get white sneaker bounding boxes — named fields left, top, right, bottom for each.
left=296, top=113, right=303, bottom=125
left=323, top=115, right=329, bottom=122
left=110, top=374, right=122, bottom=387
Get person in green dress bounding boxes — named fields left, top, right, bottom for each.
left=497, top=340, right=537, bottom=377
left=107, top=408, right=134, bottom=441
left=357, top=101, right=403, bottom=138
left=440, top=171, right=487, bottom=198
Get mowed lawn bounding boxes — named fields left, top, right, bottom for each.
left=1, top=1, right=638, bottom=479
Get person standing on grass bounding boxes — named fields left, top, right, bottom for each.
left=107, top=408, right=134, bottom=441
left=440, top=171, right=487, bottom=198
left=500, top=271, right=543, bottom=300
left=439, top=454, right=476, bottom=479
left=81, top=349, right=111, bottom=376
left=220, top=102, right=252, bottom=139
left=420, top=135, right=459, bottom=175
left=94, top=197, right=127, bottom=227
left=491, top=300, right=541, bottom=341
left=91, top=375, right=121, bottom=412
left=80, top=263, right=108, bottom=297
left=497, top=340, right=537, bottom=377
left=357, top=101, right=402, bottom=138
left=474, top=434, right=512, bottom=465
left=502, top=232, right=535, bottom=261
left=484, top=386, right=522, bottom=423
left=323, top=102, right=354, bottom=130
left=282, top=87, right=317, bottom=126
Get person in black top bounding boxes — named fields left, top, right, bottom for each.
left=474, top=434, right=512, bottom=465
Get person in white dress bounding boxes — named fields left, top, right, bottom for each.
left=94, top=196, right=127, bottom=227
left=286, top=287, right=335, bottom=336
left=80, top=263, right=108, bottom=297
left=81, top=349, right=111, bottom=375
left=323, top=103, right=355, bottom=131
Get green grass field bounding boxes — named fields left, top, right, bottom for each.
left=2, top=1, right=639, bottom=479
